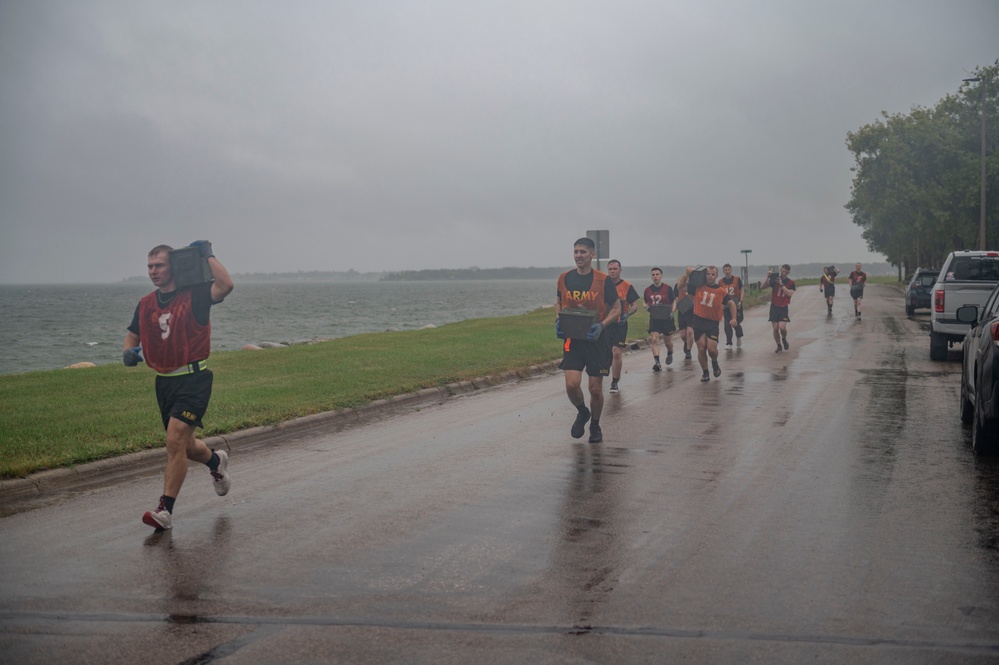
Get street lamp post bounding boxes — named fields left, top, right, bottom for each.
left=964, top=77, right=987, bottom=250
left=740, top=249, right=752, bottom=290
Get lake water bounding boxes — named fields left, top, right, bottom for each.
left=0, top=280, right=556, bottom=375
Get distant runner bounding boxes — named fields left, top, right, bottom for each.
left=606, top=259, right=640, bottom=393
left=820, top=265, right=839, bottom=315
left=849, top=263, right=867, bottom=320
left=766, top=264, right=796, bottom=353
left=687, top=266, right=738, bottom=382
left=719, top=263, right=745, bottom=348
left=643, top=267, right=676, bottom=371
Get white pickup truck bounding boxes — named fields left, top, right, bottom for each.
left=929, top=250, right=999, bottom=360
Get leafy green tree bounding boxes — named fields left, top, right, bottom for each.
left=846, top=61, right=998, bottom=272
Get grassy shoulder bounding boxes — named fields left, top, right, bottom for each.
left=0, top=277, right=901, bottom=480
left=0, top=308, right=567, bottom=479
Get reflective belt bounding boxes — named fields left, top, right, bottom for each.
left=156, top=360, right=207, bottom=377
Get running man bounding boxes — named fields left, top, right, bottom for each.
left=688, top=266, right=738, bottom=381
left=820, top=265, right=839, bottom=315
left=555, top=237, right=622, bottom=444
left=643, top=267, right=676, bottom=371
left=606, top=259, right=640, bottom=393
left=719, top=263, right=745, bottom=348
left=849, top=262, right=867, bottom=319
left=123, top=241, right=235, bottom=530
left=766, top=264, right=796, bottom=353
left=675, top=270, right=695, bottom=360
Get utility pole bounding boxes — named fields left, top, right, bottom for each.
left=964, top=77, right=987, bottom=249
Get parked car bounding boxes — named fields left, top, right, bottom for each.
left=957, top=283, right=999, bottom=453
left=904, top=267, right=939, bottom=316
left=930, top=250, right=999, bottom=361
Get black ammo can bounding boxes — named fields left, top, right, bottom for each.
left=169, top=247, right=214, bottom=288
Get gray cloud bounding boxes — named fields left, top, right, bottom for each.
left=1, top=0, right=996, bottom=282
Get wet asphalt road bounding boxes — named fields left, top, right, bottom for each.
left=2, top=284, right=999, bottom=664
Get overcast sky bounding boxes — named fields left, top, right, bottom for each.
left=1, top=1, right=996, bottom=283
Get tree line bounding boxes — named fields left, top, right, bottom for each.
left=383, top=263, right=892, bottom=282
left=846, top=61, right=997, bottom=271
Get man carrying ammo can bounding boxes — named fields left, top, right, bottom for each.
left=122, top=241, right=234, bottom=530
left=555, top=237, right=621, bottom=444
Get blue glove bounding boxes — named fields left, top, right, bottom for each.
left=555, top=319, right=566, bottom=340
left=585, top=322, right=604, bottom=342
left=123, top=346, right=144, bottom=367
left=620, top=311, right=631, bottom=323
left=189, top=240, right=214, bottom=259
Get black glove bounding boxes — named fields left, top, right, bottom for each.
left=123, top=346, right=144, bottom=367
left=189, top=240, right=214, bottom=259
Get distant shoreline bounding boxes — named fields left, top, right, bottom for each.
left=111, top=262, right=897, bottom=284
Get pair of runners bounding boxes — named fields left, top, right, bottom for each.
left=819, top=262, right=866, bottom=318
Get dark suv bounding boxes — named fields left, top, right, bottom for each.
left=958, top=283, right=999, bottom=454
left=904, top=268, right=938, bottom=316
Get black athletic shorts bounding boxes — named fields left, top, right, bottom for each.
left=559, top=337, right=612, bottom=377
left=851, top=286, right=865, bottom=300
left=768, top=305, right=790, bottom=323
left=677, top=309, right=694, bottom=329
left=823, top=285, right=836, bottom=297
left=691, top=315, right=720, bottom=342
left=155, top=368, right=213, bottom=430
left=648, top=317, right=676, bottom=335
left=606, top=321, right=629, bottom=347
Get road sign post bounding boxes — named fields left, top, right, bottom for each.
left=587, top=230, right=609, bottom=272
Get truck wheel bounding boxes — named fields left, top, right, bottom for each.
left=929, top=332, right=948, bottom=361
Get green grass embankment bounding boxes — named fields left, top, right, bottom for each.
left=1, top=308, right=568, bottom=479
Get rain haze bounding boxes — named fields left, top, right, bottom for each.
left=0, top=1, right=996, bottom=284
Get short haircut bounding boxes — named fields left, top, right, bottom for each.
left=723, top=263, right=732, bottom=269
left=782, top=264, right=791, bottom=271
left=148, top=244, right=173, bottom=257
left=574, top=237, right=595, bottom=250
left=651, top=267, right=662, bottom=274
left=608, top=259, right=621, bottom=268
left=707, top=265, right=718, bottom=271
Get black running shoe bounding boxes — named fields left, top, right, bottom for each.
left=588, top=422, right=603, bottom=444
left=775, top=345, right=782, bottom=353
left=684, top=350, right=692, bottom=360
left=701, top=371, right=710, bottom=382
left=665, top=353, right=673, bottom=365
left=571, top=407, right=590, bottom=439
left=652, top=362, right=662, bottom=372
left=609, top=380, right=619, bottom=393
left=782, top=338, right=789, bottom=350
left=712, top=360, right=721, bottom=377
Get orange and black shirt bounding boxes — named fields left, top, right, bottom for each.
left=557, top=269, right=617, bottom=321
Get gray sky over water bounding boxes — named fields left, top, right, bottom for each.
left=1, top=1, right=996, bottom=284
